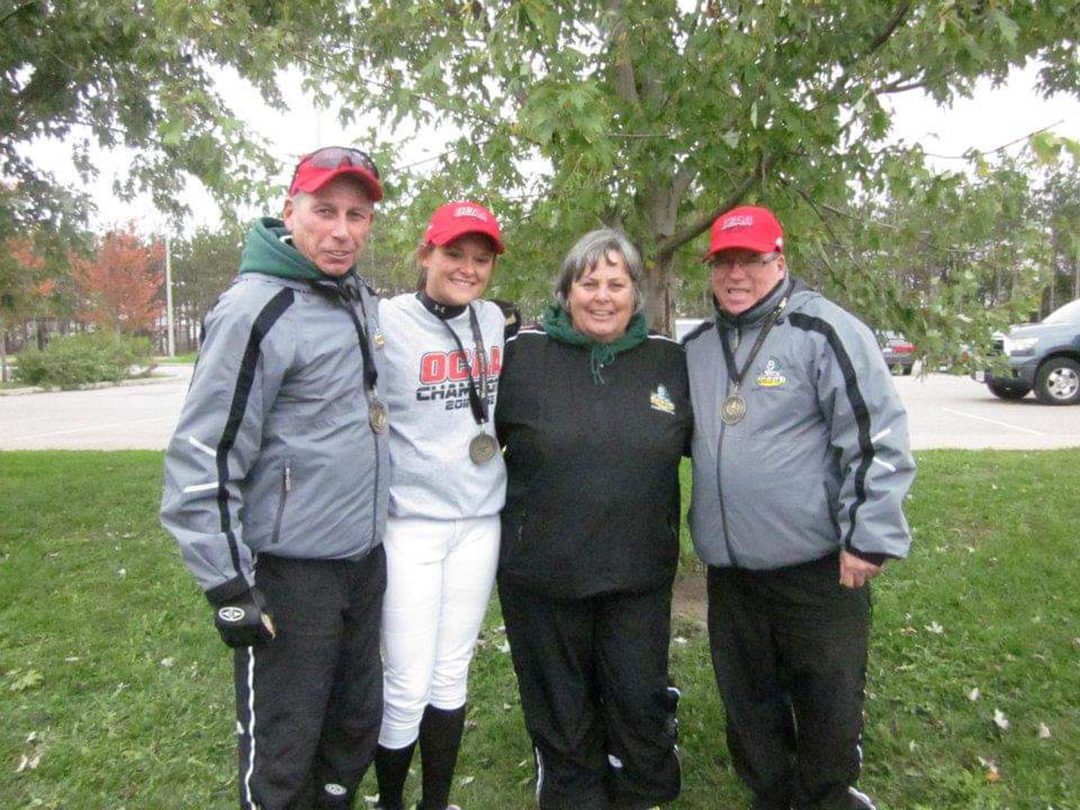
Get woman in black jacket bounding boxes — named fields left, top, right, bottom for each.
left=495, top=228, right=692, bottom=810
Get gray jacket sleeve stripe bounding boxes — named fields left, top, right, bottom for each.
left=208, top=286, right=295, bottom=603
left=789, top=312, right=877, bottom=552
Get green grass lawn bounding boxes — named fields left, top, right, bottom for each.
left=1, top=451, right=1078, bottom=809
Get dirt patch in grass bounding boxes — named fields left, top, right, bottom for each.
left=672, top=569, right=707, bottom=626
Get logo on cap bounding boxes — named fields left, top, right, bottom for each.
left=720, top=214, right=755, bottom=231
left=453, top=205, right=490, bottom=221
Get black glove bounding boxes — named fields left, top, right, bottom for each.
left=213, top=587, right=276, bottom=648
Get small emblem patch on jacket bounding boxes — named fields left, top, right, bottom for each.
left=756, top=357, right=787, bottom=387
left=650, top=385, right=676, bottom=414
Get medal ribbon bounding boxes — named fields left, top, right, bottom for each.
left=309, top=278, right=379, bottom=395
left=717, top=280, right=792, bottom=397
left=440, top=305, right=490, bottom=428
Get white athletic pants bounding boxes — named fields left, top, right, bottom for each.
left=378, top=514, right=500, bottom=749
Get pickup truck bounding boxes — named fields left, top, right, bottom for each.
left=974, top=298, right=1080, bottom=405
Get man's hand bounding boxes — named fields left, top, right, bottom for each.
left=213, top=588, right=277, bottom=648
left=839, top=550, right=882, bottom=589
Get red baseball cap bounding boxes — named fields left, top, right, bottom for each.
left=424, top=201, right=505, bottom=254
left=289, top=146, right=383, bottom=202
left=707, top=205, right=784, bottom=256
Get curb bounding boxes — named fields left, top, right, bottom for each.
left=0, top=374, right=180, bottom=397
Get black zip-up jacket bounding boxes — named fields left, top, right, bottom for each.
left=494, top=327, right=692, bottom=600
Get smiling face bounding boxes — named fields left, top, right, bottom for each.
left=566, top=250, right=636, bottom=343
left=282, top=175, right=374, bottom=277
left=710, top=249, right=786, bottom=315
left=421, top=233, right=497, bottom=306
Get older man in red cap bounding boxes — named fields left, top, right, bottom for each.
left=683, top=205, right=915, bottom=810
left=162, top=146, right=390, bottom=809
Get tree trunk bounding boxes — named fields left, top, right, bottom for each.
left=644, top=252, right=675, bottom=336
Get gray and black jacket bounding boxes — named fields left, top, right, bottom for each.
left=684, top=276, right=914, bottom=570
left=160, top=218, right=389, bottom=605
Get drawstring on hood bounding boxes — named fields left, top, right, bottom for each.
left=543, top=302, right=648, bottom=385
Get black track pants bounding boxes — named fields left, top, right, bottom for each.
left=499, top=578, right=681, bottom=810
left=234, top=547, right=386, bottom=810
left=706, top=553, right=872, bottom=810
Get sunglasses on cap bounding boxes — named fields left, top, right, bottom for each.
left=289, top=146, right=381, bottom=191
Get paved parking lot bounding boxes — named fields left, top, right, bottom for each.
left=892, top=372, right=1080, bottom=450
left=1, top=366, right=1079, bottom=451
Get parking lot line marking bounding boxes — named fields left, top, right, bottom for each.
left=940, top=407, right=1044, bottom=435
left=10, top=416, right=172, bottom=441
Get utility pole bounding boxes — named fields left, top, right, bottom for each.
left=164, top=234, right=176, bottom=357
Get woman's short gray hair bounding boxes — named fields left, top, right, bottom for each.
left=554, top=228, right=646, bottom=313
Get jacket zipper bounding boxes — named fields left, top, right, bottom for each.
left=371, top=428, right=381, bottom=543
left=717, top=325, right=741, bottom=567
left=271, top=459, right=292, bottom=544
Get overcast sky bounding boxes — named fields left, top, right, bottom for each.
left=32, top=61, right=1080, bottom=237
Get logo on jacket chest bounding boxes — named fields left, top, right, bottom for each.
left=650, top=384, right=676, bottom=414
left=755, top=356, right=787, bottom=388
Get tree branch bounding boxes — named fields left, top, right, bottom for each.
left=867, top=1, right=913, bottom=56
left=877, top=78, right=928, bottom=95
left=0, top=1, right=37, bottom=27
left=656, top=153, right=778, bottom=258
left=607, top=0, right=640, bottom=108
left=822, top=3, right=915, bottom=108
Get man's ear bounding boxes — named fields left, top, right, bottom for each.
left=282, top=196, right=295, bottom=229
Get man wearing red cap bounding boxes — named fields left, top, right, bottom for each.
left=683, top=205, right=915, bottom=809
left=162, top=147, right=390, bottom=809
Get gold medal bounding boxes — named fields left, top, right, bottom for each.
left=368, top=395, right=389, bottom=434
left=469, top=433, right=499, bottom=465
left=720, top=393, right=747, bottom=425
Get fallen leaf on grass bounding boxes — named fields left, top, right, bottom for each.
left=673, top=636, right=688, bottom=645
left=458, top=776, right=474, bottom=787
left=15, top=751, right=42, bottom=772
left=968, top=687, right=980, bottom=701
left=9, top=669, right=44, bottom=692
left=924, top=621, right=944, bottom=635
left=1037, top=722, right=1052, bottom=739
left=993, top=709, right=1010, bottom=731
left=977, top=756, right=1001, bottom=783
left=496, top=641, right=510, bottom=654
